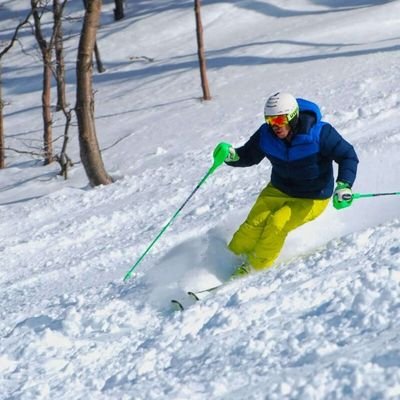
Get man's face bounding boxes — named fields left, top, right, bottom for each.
left=271, top=124, right=291, bottom=139
left=265, top=114, right=292, bottom=140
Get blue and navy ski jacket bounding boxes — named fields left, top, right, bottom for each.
left=227, top=99, right=359, bottom=199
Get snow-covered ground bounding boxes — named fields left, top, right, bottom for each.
left=1, top=0, right=400, bottom=399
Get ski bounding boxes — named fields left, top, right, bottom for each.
left=170, top=267, right=251, bottom=311
left=190, top=284, right=223, bottom=295
left=171, top=284, right=224, bottom=311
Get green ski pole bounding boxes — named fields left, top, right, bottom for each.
left=123, top=147, right=228, bottom=281
left=353, top=191, right=400, bottom=200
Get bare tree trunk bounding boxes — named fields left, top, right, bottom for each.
left=42, top=53, right=53, bottom=164
left=76, top=0, right=112, bottom=186
left=94, top=42, right=106, bottom=73
left=57, top=108, right=73, bottom=179
left=0, top=62, right=4, bottom=169
left=83, top=0, right=106, bottom=73
left=53, top=0, right=67, bottom=111
left=113, top=0, right=124, bottom=21
left=194, top=0, right=211, bottom=101
left=31, top=0, right=54, bottom=165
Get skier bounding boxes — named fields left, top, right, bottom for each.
left=214, top=92, right=359, bottom=278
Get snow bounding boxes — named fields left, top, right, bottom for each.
left=1, top=0, right=400, bottom=399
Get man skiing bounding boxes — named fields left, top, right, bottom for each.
left=214, top=92, right=359, bottom=278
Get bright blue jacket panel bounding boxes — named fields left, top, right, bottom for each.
left=228, top=99, right=358, bottom=199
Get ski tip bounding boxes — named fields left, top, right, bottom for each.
left=171, top=299, right=184, bottom=311
left=187, top=291, right=200, bottom=301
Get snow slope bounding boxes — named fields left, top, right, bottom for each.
left=1, top=0, right=400, bottom=399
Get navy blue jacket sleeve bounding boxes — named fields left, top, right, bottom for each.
left=320, top=124, right=359, bottom=187
left=226, top=128, right=265, bottom=167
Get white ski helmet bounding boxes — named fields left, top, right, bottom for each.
left=264, top=92, right=299, bottom=123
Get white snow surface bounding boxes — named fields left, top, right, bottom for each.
left=1, top=0, right=400, bottom=399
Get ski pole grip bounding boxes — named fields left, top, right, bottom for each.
left=210, top=153, right=225, bottom=173
left=210, top=143, right=232, bottom=173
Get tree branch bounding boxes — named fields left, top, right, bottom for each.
left=0, top=11, right=33, bottom=60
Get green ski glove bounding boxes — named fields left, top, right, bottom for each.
left=213, top=142, right=239, bottom=163
left=333, top=181, right=353, bottom=210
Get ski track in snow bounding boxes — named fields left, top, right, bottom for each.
left=1, top=0, right=400, bottom=399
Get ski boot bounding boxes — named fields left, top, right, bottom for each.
left=230, top=261, right=252, bottom=280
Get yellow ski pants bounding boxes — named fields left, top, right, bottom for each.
left=228, top=184, right=329, bottom=270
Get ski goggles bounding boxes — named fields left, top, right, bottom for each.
left=265, top=114, right=290, bottom=127
left=265, top=106, right=299, bottom=127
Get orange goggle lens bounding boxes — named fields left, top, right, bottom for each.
left=265, top=114, right=289, bottom=127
